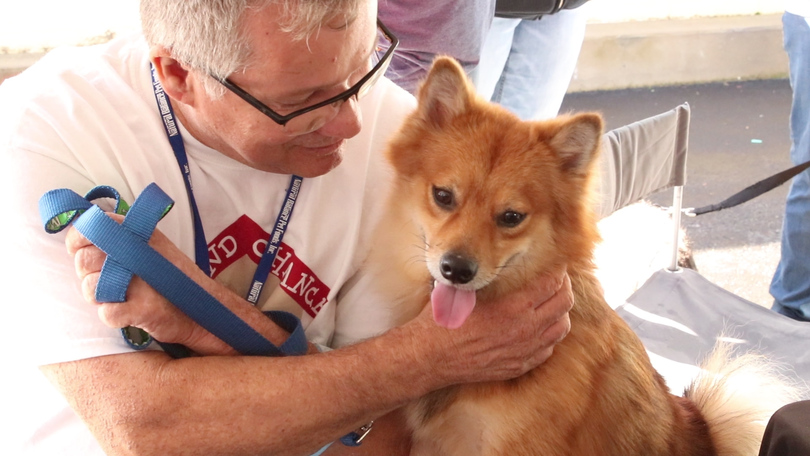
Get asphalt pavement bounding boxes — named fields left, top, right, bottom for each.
left=561, top=79, right=794, bottom=307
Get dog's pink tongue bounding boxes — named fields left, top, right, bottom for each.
left=431, top=282, right=477, bottom=329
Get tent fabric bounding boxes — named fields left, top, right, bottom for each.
left=616, top=268, right=810, bottom=394
left=596, top=103, right=690, bottom=219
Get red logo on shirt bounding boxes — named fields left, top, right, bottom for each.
left=207, top=215, right=329, bottom=317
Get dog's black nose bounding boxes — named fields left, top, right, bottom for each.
left=439, top=253, right=478, bottom=284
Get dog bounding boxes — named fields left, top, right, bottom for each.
left=368, top=56, right=800, bottom=455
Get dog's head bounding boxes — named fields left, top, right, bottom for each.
left=386, top=57, right=603, bottom=328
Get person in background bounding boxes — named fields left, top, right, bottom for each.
left=474, top=0, right=591, bottom=120
left=378, top=0, right=495, bottom=94
left=770, top=1, right=810, bottom=322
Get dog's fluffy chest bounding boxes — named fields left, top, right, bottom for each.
left=403, top=271, right=674, bottom=456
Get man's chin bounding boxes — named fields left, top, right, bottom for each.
left=295, top=144, right=345, bottom=177
left=299, top=155, right=344, bottom=178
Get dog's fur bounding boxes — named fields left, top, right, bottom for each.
left=369, top=57, right=799, bottom=455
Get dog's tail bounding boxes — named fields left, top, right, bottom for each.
left=685, top=340, right=805, bottom=456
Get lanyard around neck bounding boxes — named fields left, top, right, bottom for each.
left=150, top=65, right=303, bottom=304
left=151, top=65, right=211, bottom=275
left=247, top=174, right=303, bottom=305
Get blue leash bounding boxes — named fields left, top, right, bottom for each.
left=38, top=183, right=308, bottom=357
left=38, top=182, right=370, bottom=449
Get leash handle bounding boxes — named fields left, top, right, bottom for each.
left=38, top=183, right=308, bottom=357
left=38, top=183, right=369, bottom=450
left=39, top=185, right=157, bottom=350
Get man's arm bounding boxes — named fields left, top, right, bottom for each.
left=46, top=218, right=571, bottom=455
left=41, top=300, right=569, bottom=456
left=41, top=324, right=433, bottom=456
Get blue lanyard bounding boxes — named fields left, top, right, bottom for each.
left=151, top=66, right=211, bottom=275
left=246, top=174, right=303, bottom=304
left=150, top=66, right=303, bottom=303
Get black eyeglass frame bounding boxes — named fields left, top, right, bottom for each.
left=212, top=19, right=399, bottom=127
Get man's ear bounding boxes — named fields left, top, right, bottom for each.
left=150, top=47, right=196, bottom=106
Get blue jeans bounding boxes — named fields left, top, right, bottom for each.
left=473, top=7, right=589, bottom=120
left=771, top=12, right=810, bottom=319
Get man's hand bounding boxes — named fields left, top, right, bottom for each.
left=406, top=269, right=572, bottom=386
left=65, top=212, right=288, bottom=356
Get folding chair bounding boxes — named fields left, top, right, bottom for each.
left=595, top=103, right=810, bottom=395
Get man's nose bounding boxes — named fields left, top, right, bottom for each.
left=317, top=96, right=362, bottom=139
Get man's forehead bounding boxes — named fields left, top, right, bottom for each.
left=237, top=2, right=376, bottom=99
left=261, top=0, right=361, bottom=42
left=241, top=0, right=370, bottom=56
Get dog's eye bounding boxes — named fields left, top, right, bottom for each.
left=432, top=186, right=455, bottom=209
left=497, top=210, right=525, bottom=228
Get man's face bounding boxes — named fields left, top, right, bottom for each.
left=184, top=0, right=377, bottom=177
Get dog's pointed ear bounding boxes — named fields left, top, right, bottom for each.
left=549, top=113, right=603, bottom=175
left=415, top=56, right=473, bottom=127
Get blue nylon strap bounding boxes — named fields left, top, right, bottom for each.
left=83, top=186, right=128, bottom=216
left=39, top=189, right=93, bottom=233
left=40, top=186, right=129, bottom=234
left=40, top=183, right=359, bottom=448
left=37, top=183, right=309, bottom=358
left=96, top=184, right=172, bottom=303
left=264, top=310, right=308, bottom=356
left=74, top=205, right=293, bottom=356
left=40, top=185, right=157, bottom=351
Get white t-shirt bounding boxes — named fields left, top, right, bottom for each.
left=0, top=35, right=415, bottom=455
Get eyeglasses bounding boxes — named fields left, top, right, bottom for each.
left=212, top=19, right=398, bottom=136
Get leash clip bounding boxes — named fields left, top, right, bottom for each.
left=682, top=207, right=696, bottom=217
left=353, top=421, right=374, bottom=444
left=340, top=420, right=374, bottom=446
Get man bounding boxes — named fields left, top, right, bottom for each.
left=0, top=0, right=571, bottom=454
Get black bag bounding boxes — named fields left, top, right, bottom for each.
left=495, top=0, right=591, bottom=20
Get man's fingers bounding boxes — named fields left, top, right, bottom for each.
left=81, top=272, right=101, bottom=304
left=97, top=303, right=130, bottom=329
left=533, top=272, right=572, bottom=346
left=543, top=272, right=573, bottom=316
left=65, top=225, right=94, bottom=256
left=529, top=269, right=569, bottom=310
left=545, top=311, right=571, bottom=347
left=74, top=243, right=107, bottom=278
left=521, top=314, right=570, bottom=370
left=65, top=212, right=126, bottom=255
left=94, top=279, right=157, bottom=329
left=81, top=273, right=139, bottom=329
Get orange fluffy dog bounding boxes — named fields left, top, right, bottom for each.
left=369, top=57, right=798, bottom=455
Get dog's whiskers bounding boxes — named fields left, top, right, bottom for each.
left=406, top=255, right=428, bottom=267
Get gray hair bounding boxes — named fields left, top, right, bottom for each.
left=140, top=0, right=360, bottom=97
